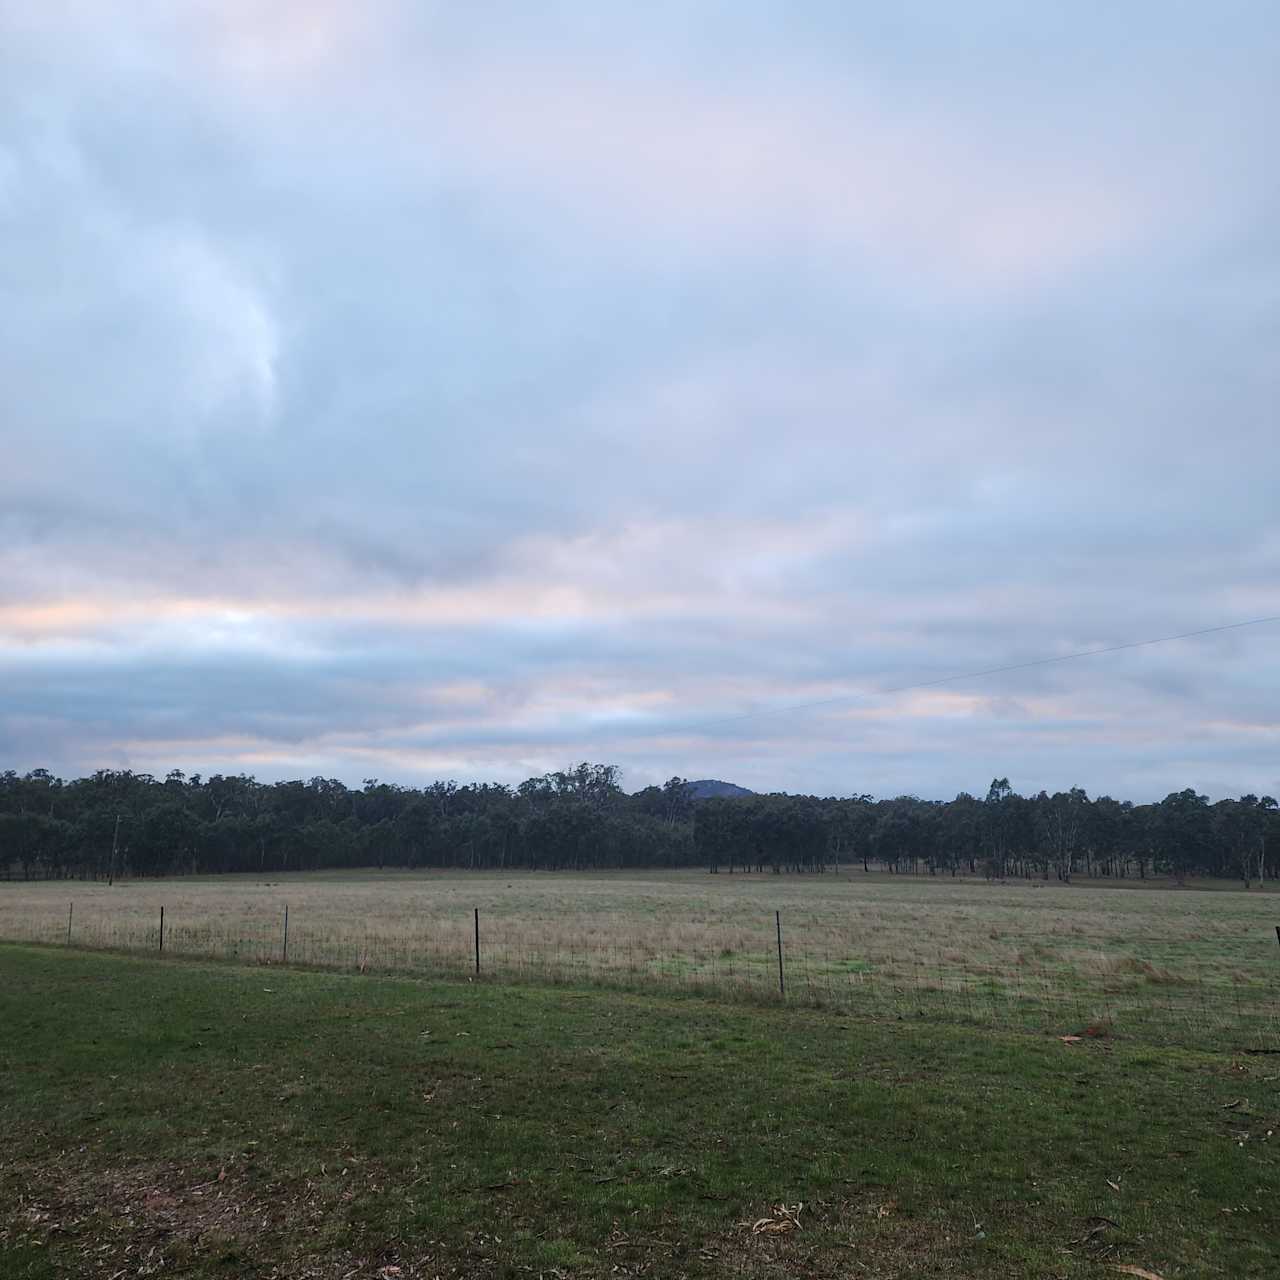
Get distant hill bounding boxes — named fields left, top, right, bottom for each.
left=687, top=779, right=756, bottom=800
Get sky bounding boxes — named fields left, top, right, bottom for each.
left=2, top=2, right=1278, bottom=802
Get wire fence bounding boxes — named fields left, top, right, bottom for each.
left=7, top=897, right=1280, bottom=1053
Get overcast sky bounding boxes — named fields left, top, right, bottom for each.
left=2, top=2, right=1278, bottom=801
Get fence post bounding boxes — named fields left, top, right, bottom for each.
left=159, top=905, right=165, bottom=954
left=282, top=903, right=289, bottom=963
left=66, top=901, right=73, bottom=946
left=474, top=908, right=481, bottom=975
left=108, top=813, right=120, bottom=887
left=776, top=910, right=785, bottom=997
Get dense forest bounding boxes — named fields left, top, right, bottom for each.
left=2, top=765, right=1277, bottom=886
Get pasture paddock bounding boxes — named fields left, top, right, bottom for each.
left=2, top=944, right=1278, bottom=1278
left=2, top=869, right=1277, bottom=1049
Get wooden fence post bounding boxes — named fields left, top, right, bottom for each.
left=776, top=911, right=785, bottom=997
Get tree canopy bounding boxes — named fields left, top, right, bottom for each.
left=1, top=767, right=1276, bottom=885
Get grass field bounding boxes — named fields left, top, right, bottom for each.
left=2, top=870, right=1279, bottom=1049
left=1, top=944, right=1278, bottom=1278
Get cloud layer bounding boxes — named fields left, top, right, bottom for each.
left=3, top=2, right=1278, bottom=799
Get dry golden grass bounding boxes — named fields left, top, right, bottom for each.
left=2, top=868, right=1278, bottom=1045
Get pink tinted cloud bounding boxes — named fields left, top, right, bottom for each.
left=143, top=11, right=1163, bottom=292
left=401, top=55, right=1155, bottom=290
left=0, top=511, right=871, bottom=647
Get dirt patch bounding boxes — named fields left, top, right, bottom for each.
left=2, top=1152, right=374, bottom=1278
left=602, top=1196, right=987, bottom=1280
left=2, top=1164, right=1021, bottom=1279
left=6, top=1155, right=266, bottom=1274
left=1, top=1152, right=506, bottom=1279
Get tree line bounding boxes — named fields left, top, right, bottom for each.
left=1, top=766, right=1277, bottom=886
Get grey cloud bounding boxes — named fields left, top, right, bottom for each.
left=2, top=3, right=1278, bottom=800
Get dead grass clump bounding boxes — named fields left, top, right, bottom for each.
left=1084, top=954, right=1187, bottom=986
left=1140, top=963, right=1188, bottom=986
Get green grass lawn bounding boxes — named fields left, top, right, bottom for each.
left=1, top=945, right=1276, bottom=1278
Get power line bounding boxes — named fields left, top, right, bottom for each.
left=676, top=613, right=1280, bottom=735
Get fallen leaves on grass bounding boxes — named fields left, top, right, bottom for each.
left=1111, top=1266, right=1166, bottom=1280
left=1070, top=1215, right=1122, bottom=1247
left=744, top=1203, right=803, bottom=1235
